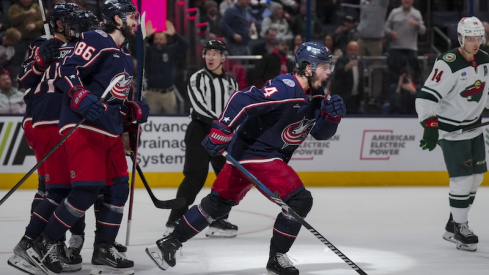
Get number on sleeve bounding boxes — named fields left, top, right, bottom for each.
left=431, top=68, right=443, bottom=83
left=73, top=42, right=96, bottom=61
left=263, top=87, right=279, bottom=97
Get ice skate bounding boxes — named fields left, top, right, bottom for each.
left=114, top=242, right=127, bottom=253
left=162, top=219, right=179, bottom=237
left=266, top=251, right=299, bottom=275
left=7, top=236, right=42, bottom=275
left=146, top=233, right=182, bottom=270
left=91, top=243, right=134, bottom=275
left=206, top=219, right=238, bottom=238
left=26, top=232, right=63, bottom=275
left=56, top=241, right=82, bottom=272
left=454, top=222, right=478, bottom=252
left=442, top=213, right=455, bottom=243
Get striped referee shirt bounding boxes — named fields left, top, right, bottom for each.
left=188, top=68, right=239, bottom=120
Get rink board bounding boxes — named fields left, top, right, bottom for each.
left=0, top=115, right=487, bottom=188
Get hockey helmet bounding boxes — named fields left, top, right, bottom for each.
left=202, top=40, right=228, bottom=58
left=49, top=2, right=80, bottom=30
left=64, top=10, right=101, bottom=41
left=457, top=16, right=486, bottom=46
left=101, top=0, right=137, bottom=28
left=295, top=42, right=333, bottom=72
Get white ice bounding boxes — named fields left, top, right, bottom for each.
left=1, top=187, right=488, bottom=274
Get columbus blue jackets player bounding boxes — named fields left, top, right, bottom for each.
left=26, top=1, right=148, bottom=274
left=146, top=42, right=346, bottom=275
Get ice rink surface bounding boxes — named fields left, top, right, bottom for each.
left=1, top=187, right=488, bottom=275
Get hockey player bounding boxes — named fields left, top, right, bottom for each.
left=146, top=42, right=346, bottom=275
left=9, top=3, right=83, bottom=274
left=165, top=40, right=240, bottom=238
left=416, top=16, right=489, bottom=252
left=26, top=0, right=149, bottom=274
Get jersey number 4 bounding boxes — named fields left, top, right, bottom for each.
left=74, top=42, right=96, bottom=61
left=263, top=87, right=279, bottom=97
left=431, top=68, right=443, bottom=83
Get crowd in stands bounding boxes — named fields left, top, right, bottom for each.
left=0, top=0, right=488, bottom=115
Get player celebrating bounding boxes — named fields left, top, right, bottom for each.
left=26, top=0, right=148, bottom=274
left=165, top=40, right=240, bottom=238
left=146, top=42, right=345, bottom=275
left=416, top=16, right=489, bottom=252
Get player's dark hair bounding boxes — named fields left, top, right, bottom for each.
left=293, top=62, right=308, bottom=77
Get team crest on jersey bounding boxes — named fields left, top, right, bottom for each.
left=95, top=30, right=108, bottom=37
left=281, top=118, right=316, bottom=149
left=460, top=80, right=485, bottom=102
left=443, top=53, right=456, bottom=62
left=107, top=70, right=133, bottom=102
left=283, top=79, right=295, bottom=87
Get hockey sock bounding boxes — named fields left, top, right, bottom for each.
left=25, top=197, right=59, bottom=240
left=69, top=214, right=86, bottom=236
left=30, top=176, right=46, bottom=213
left=270, top=212, right=302, bottom=253
left=449, top=176, right=472, bottom=223
left=93, top=194, right=104, bottom=233
left=173, top=205, right=211, bottom=243
left=94, top=201, right=124, bottom=244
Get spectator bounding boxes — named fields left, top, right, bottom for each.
left=0, top=69, right=25, bottom=114
left=8, top=0, right=43, bottom=80
left=333, top=15, right=358, bottom=55
left=481, top=21, right=489, bottom=52
left=330, top=41, right=364, bottom=114
left=385, top=0, right=426, bottom=87
left=145, top=21, right=190, bottom=115
left=388, top=66, right=418, bottom=114
left=356, top=0, right=389, bottom=99
left=260, top=2, right=293, bottom=42
left=251, top=27, right=277, bottom=56
left=220, top=0, right=252, bottom=55
left=219, top=0, right=234, bottom=16
left=324, top=34, right=343, bottom=56
left=252, top=38, right=294, bottom=87
left=0, top=28, right=21, bottom=70
left=201, top=0, right=222, bottom=40
left=289, top=33, right=303, bottom=55
left=289, top=1, right=324, bottom=40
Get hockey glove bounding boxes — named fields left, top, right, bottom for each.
left=34, top=39, right=60, bottom=70
left=124, top=100, right=150, bottom=124
left=201, top=121, right=233, bottom=156
left=419, top=117, right=438, bottom=151
left=321, top=94, right=346, bottom=124
left=69, top=86, right=106, bottom=121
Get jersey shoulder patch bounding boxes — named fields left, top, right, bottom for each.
left=95, top=30, right=108, bottom=37
left=442, top=53, right=456, bottom=62
left=282, top=78, right=295, bottom=87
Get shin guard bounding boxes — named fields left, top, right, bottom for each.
left=270, top=212, right=302, bottom=253
left=173, top=205, right=212, bottom=243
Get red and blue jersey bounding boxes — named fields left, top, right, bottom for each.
left=55, top=30, right=134, bottom=137
left=219, top=74, right=338, bottom=163
left=31, top=42, right=76, bottom=127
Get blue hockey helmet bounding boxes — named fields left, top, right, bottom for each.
left=49, top=2, right=80, bottom=30
left=294, top=42, right=333, bottom=72
left=64, top=10, right=101, bottom=41
left=101, top=0, right=137, bottom=28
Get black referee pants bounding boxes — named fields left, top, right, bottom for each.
left=168, top=120, right=226, bottom=223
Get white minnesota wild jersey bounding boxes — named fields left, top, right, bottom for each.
left=416, top=48, right=489, bottom=140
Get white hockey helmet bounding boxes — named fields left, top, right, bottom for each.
left=457, top=16, right=486, bottom=46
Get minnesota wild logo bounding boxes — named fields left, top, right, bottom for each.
left=460, top=80, right=485, bottom=102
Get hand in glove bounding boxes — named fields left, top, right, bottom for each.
left=201, top=121, right=233, bottom=156
left=321, top=94, right=346, bottom=124
left=69, top=86, right=106, bottom=121
left=34, top=39, right=61, bottom=70
left=420, top=117, right=438, bottom=151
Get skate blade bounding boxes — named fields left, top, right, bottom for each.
left=145, top=246, right=170, bottom=271
left=456, top=241, right=477, bottom=252
left=90, top=265, right=134, bottom=275
left=61, top=262, right=82, bottom=273
left=26, top=247, right=58, bottom=275
left=7, top=254, right=43, bottom=275
left=442, top=231, right=456, bottom=243
left=205, top=228, right=238, bottom=238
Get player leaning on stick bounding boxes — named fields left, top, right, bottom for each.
left=164, top=40, right=240, bottom=238
left=146, top=41, right=346, bottom=275
left=416, top=16, right=489, bottom=252
left=25, top=0, right=149, bottom=274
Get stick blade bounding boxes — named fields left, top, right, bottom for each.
left=154, top=197, right=186, bottom=209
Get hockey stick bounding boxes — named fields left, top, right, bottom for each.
left=0, top=75, right=124, bottom=207
left=441, top=120, right=489, bottom=138
left=126, top=8, right=146, bottom=246
left=37, top=0, right=52, bottom=38
left=129, top=152, right=186, bottom=209
left=222, top=151, right=368, bottom=275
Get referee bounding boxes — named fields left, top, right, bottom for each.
left=165, top=40, right=240, bottom=238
